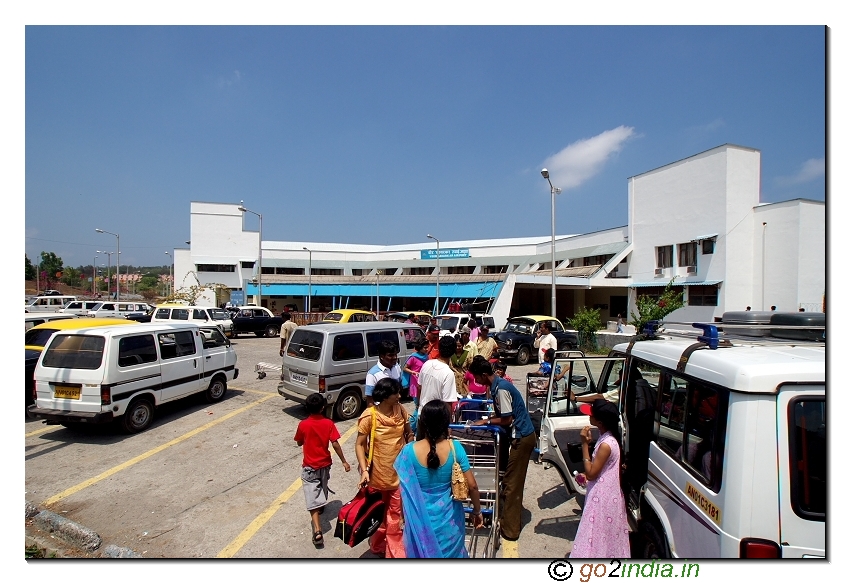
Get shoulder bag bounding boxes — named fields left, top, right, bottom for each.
left=450, top=440, right=469, bottom=500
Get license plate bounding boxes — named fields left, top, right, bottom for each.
left=290, top=372, right=308, bottom=385
left=54, top=385, right=81, bottom=400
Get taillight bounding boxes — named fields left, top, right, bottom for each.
left=318, top=376, right=326, bottom=393
left=740, top=538, right=781, bottom=558
left=101, top=386, right=111, bottom=405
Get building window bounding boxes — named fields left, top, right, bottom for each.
left=276, top=267, right=305, bottom=275
left=482, top=265, right=507, bottom=274
left=408, top=267, right=431, bottom=275
left=582, top=254, right=614, bottom=267
left=312, top=268, right=342, bottom=276
left=636, top=285, right=684, bottom=303
left=375, top=268, right=396, bottom=276
left=656, top=246, right=673, bottom=269
left=678, top=242, right=697, bottom=267
left=197, top=264, right=236, bottom=272
left=261, top=266, right=275, bottom=274
left=240, top=261, right=255, bottom=269
left=447, top=266, right=475, bottom=274
left=687, top=285, right=719, bottom=306
left=702, top=238, right=715, bottom=255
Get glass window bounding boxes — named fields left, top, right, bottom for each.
left=366, top=331, right=400, bottom=357
left=196, top=264, right=236, bottom=272
left=789, top=398, right=825, bottom=520
left=200, top=327, right=229, bottom=348
left=101, top=303, right=115, bottom=311
left=42, top=335, right=105, bottom=369
left=118, top=335, right=158, bottom=367
left=656, top=245, right=673, bottom=269
left=155, top=308, right=171, bottom=319
left=170, top=309, right=189, bottom=320
left=404, top=327, right=425, bottom=350
left=438, top=316, right=460, bottom=331
left=25, top=328, right=59, bottom=349
left=209, top=309, right=230, bottom=321
left=193, top=309, right=209, bottom=320
left=158, top=331, right=196, bottom=359
left=687, top=285, right=719, bottom=307
left=287, top=329, right=323, bottom=361
left=333, top=333, right=366, bottom=361
left=324, top=312, right=343, bottom=322
left=678, top=242, right=697, bottom=267
left=702, top=238, right=715, bottom=255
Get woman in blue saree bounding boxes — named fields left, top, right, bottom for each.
left=394, top=400, right=483, bottom=558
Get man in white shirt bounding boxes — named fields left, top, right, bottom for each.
left=364, top=340, right=402, bottom=407
left=417, top=336, right=458, bottom=419
left=533, top=321, right=558, bottom=363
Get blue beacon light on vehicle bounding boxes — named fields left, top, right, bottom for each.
left=692, top=323, right=719, bottom=350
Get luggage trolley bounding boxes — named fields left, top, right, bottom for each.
left=448, top=424, right=502, bottom=558
left=454, top=397, right=494, bottom=424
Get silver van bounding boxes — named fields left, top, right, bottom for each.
left=278, top=321, right=426, bottom=421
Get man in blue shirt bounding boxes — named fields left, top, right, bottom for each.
left=470, top=357, right=536, bottom=542
left=365, top=340, right=402, bottom=407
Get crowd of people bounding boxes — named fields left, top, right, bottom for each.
left=288, top=311, right=630, bottom=559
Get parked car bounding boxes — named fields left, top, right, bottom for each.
left=59, top=300, right=102, bottom=317
left=25, top=295, right=77, bottom=313
left=493, top=315, right=578, bottom=365
left=42, top=289, right=62, bottom=296
left=231, top=306, right=284, bottom=338
left=85, top=301, right=152, bottom=319
left=278, top=321, right=426, bottom=420
left=538, top=316, right=825, bottom=559
left=322, top=309, right=377, bottom=324
left=28, top=322, right=238, bottom=433
left=150, top=304, right=235, bottom=337
left=435, top=313, right=496, bottom=338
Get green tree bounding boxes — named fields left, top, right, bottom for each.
left=38, top=251, right=64, bottom=287
left=629, top=278, right=685, bottom=334
left=25, top=254, right=35, bottom=280
left=568, top=307, right=603, bottom=352
left=61, top=267, right=83, bottom=288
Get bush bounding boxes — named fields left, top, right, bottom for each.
left=568, top=307, right=603, bottom=352
left=630, top=278, right=685, bottom=334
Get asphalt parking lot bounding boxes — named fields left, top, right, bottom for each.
left=25, top=334, right=582, bottom=559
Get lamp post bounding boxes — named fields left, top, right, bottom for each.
left=427, top=234, right=440, bottom=315
left=92, top=253, right=99, bottom=295
left=165, top=251, right=172, bottom=298
left=376, top=269, right=382, bottom=319
left=303, top=247, right=312, bottom=314
left=541, top=169, right=562, bottom=319
left=238, top=205, right=263, bottom=307
left=95, top=229, right=120, bottom=301
left=99, top=251, right=114, bottom=299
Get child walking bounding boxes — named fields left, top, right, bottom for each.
left=294, top=393, right=351, bottom=547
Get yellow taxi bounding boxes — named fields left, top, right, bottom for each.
left=321, top=309, right=377, bottom=324
left=24, top=317, right=139, bottom=352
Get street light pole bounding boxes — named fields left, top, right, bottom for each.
left=376, top=270, right=381, bottom=319
left=238, top=205, right=263, bottom=307
left=95, top=229, right=120, bottom=301
left=303, top=247, right=312, bottom=314
left=427, top=234, right=440, bottom=315
left=541, top=169, right=562, bottom=319
left=99, top=251, right=114, bottom=299
left=92, top=253, right=99, bottom=295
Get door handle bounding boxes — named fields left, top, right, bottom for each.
left=194, top=360, right=197, bottom=368
left=206, top=355, right=211, bottom=359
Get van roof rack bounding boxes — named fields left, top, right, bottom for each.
left=649, top=321, right=825, bottom=348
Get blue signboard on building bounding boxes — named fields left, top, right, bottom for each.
left=420, top=248, right=470, bottom=260
left=230, top=290, right=244, bottom=305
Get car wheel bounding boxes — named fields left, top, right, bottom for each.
left=558, top=342, right=574, bottom=353
left=638, top=520, right=670, bottom=559
left=122, top=398, right=154, bottom=434
left=205, top=377, right=227, bottom=403
left=516, top=346, right=531, bottom=366
left=334, top=390, right=363, bottom=421
left=265, top=325, right=280, bottom=338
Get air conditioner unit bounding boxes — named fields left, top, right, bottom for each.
left=654, top=268, right=663, bottom=275
left=687, top=265, right=697, bottom=273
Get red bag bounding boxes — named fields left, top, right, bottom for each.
left=333, top=487, right=385, bottom=547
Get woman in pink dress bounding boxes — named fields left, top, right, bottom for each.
left=571, top=399, right=631, bottom=558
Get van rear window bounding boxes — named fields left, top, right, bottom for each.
left=287, top=329, right=323, bottom=361
left=25, top=328, right=58, bottom=348
left=42, top=335, right=105, bottom=369
left=789, top=397, right=825, bottom=521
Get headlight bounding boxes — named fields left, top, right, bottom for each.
left=505, top=339, right=512, bottom=347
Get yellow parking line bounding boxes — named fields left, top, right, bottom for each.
left=42, top=394, right=277, bottom=507
left=501, top=538, right=519, bottom=558
left=217, top=423, right=359, bottom=558
left=26, top=425, right=57, bottom=438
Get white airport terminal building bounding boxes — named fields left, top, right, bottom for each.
left=174, top=144, right=825, bottom=329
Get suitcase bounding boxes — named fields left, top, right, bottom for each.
left=334, top=487, right=385, bottom=547
left=769, top=312, right=825, bottom=341
left=721, top=311, right=773, bottom=337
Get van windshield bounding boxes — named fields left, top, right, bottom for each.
left=438, top=316, right=460, bottom=331
left=209, top=309, right=230, bottom=321
left=287, top=329, right=323, bottom=361
left=41, top=334, right=105, bottom=369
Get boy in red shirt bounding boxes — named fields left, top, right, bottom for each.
left=295, top=393, right=351, bottom=547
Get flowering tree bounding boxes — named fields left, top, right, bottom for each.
left=630, top=279, right=685, bottom=334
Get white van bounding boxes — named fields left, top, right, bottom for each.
left=25, top=295, right=77, bottom=313
left=86, top=301, right=152, bottom=319
left=151, top=304, right=235, bottom=338
left=279, top=321, right=426, bottom=420
left=435, top=313, right=496, bottom=337
left=28, top=322, right=238, bottom=433
left=59, top=300, right=102, bottom=317
left=25, top=313, right=76, bottom=331
left=537, top=319, right=825, bottom=559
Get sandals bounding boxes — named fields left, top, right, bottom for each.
left=312, top=530, right=324, bottom=547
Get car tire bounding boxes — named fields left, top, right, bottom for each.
left=265, top=325, right=280, bottom=338
left=558, top=342, right=574, bottom=352
left=638, top=519, right=670, bottom=559
left=122, top=398, right=154, bottom=434
left=334, top=389, right=363, bottom=421
left=205, top=376, right=227, bottom=403
left=516, top=346, right=531, bottom=366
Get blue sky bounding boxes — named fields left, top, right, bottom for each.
left=23, top=25, right=825, bottom=268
